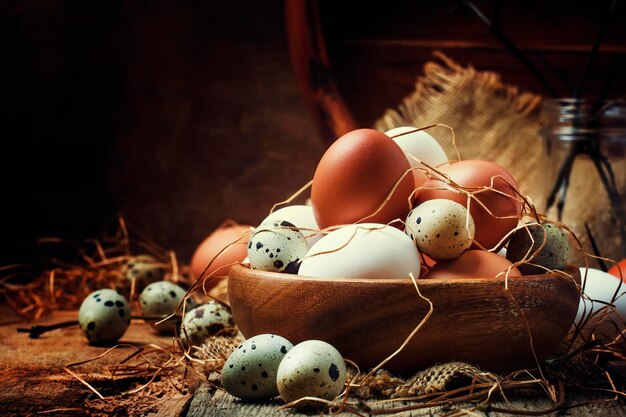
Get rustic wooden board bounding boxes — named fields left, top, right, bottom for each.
left=188, top=384, right=626, bottom=417
left=0, top=311, right=194, bottom=416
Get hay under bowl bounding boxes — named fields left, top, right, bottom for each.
left=228, top=264, right=580, bottom=373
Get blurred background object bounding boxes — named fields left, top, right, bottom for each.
left=1, top=1, right=324, bottom=267
left=288, top=0, right=626, bottom=267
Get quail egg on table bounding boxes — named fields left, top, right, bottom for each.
left=78, top=289, right=131, bottom=345
left=122, top=255, right=165, bottom=289
left=180, top=301, right=234, bottom=346
left=506, top=222, right=569, bottom=274
left=222, top=334, right=294, bottom=400
left=247, top=220, right=308, bottom=273
left=276, top=340, right=347, bottom=406
left=405, top=199, right=475, bottom=260
left=139, top=281, right=193, bottom=334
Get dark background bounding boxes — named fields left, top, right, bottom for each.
left=1, top=1, right=325, bottom=267
left=2, top=0, right=625, bottom=268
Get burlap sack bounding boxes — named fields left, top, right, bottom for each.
left=375, top=52, right=625, bottom=267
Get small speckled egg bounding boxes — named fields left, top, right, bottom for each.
left=277, top=340, right=346, bottom=406
left=180, top=302, right=234, bottom=346
left=506, top=222, right=569, bottom=274
left=405, top=199, right=475, bottom=260
left=247, top=220, right=308, bottom=273
left=78, top=289, right=131, bottom=345
left=260, top=205, right=322, bottom=248
left=139, top=281, right=194, bottom=334
left=122, top=255, right=164, bottom=289
left=222, top=334, right=294, bottom=400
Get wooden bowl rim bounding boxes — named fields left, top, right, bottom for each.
left=229, top=263, right=580, bottom=286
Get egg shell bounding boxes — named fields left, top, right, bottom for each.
left=260, top=205, right=322, bottom=248
left=299, top=223, right=421, bottom=279
left=122, top=255, right=165, bottom=289
left=608, top=259, right=626, bottom=282
left=311, top=128, right=414, bottom=229
left=180, top=302, right=234, bottom=346
left=78, top=289, right=131, bottom=345
left=190, top=224, right=251, bottom=283
left=139, top=281, right=193, bottom=334
left=425, top=250, right=521, bottom=279
left=405, top=199, right=475, bottom=260
left=416, top=160, right=522, bottom=251
left=506, top=223, right=569, bottom=274
left=222, top=334, right=294, bottom=400
left=575, top=267, right=626, bottom=337
left=277, top=340, right=346, bottom=406
left=385, top=126, right=448, bottom=188
left=248, top=221, right=308, bottom=273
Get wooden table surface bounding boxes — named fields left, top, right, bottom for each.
left=2, top=310, right=626, bottom=416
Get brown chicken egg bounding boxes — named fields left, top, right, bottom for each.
left=311, top=129, right=414, bottom=229
left=425, top=250, right=521, bottom=279
left=190, top=224, right=251, bottom=285
left=415, top=160, right=522, bottom=250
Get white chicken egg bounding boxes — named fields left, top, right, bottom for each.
left=260, top=205, right=322, bottom=247
left=222, top=334, right=294, bottom=400
left=247, top=220, right=308, bottom=273
left=78, top=289, right=131, bottom=345
left=299, top=223, right=420, bottom=279
left=277, top=340, right=346, bottom=406
left=385, top=126, right=448, bottom=187
left=575, top=267, right=626, bottom=338
left=404, top=199, right=475, bottom=260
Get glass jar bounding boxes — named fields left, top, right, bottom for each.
left=540, top=98, right=626, bottom=267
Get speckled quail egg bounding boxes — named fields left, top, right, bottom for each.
left=122, top=255, right=165, bottom=289
left=180, top=301, right=234, bottom=346
left=78, top=289, right=131, bottom=345
left=222, top=334, right=294, bottom=400
left=260, top=205, right=322, bottom=248
left=405, top=199, right=475, bottom=260
left=247, top=220, right=308, bottom=273
left=506, top=222, right=569, bottom=274
left=139, top=281, right=193, bottom=334
left=277, top=340, right=347, bottom=406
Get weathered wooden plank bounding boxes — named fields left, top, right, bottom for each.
left=188, top=383, right=626, bottom=417
left=0, top=311, right=193, bottom=416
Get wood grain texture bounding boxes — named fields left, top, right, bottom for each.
left=188, top=384, right=626, bottom=417
left=0, top=311, right=193, bottom=416
left=228, top=264, right=581, bottom=373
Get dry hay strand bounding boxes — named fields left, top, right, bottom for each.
left=0, top=216, right=192, bottom=321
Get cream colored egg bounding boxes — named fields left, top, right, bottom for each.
left=299, top=223, right=420, bottom=279
left=385, top=126, right=448, bottom=187
left=277, top=340, right=346, bottom=406
left=575, top=267, right=626, bottom=339
left=260, top=205, right=322, bottom=247
left=405, top=199, right=475, bottom=260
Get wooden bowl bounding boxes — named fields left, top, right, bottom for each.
left=228, top=264, right=581, bottom=373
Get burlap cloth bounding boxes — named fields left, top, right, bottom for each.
left=197, top=335, right=494, bottom=400
left=375, top=51, right=625, bottom=267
